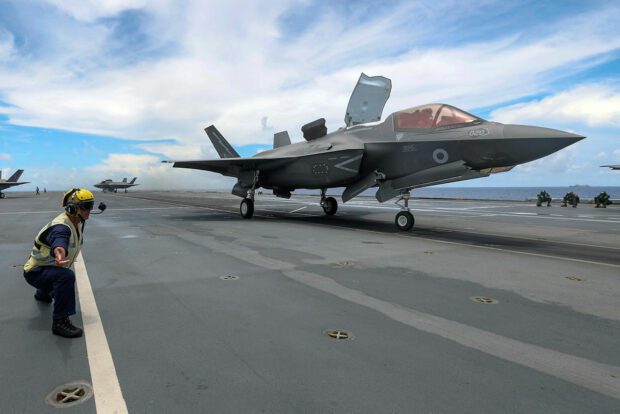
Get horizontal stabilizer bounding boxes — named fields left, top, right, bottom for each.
left=205, top=125, right=240, bottom=158
left=274, top=131, right=291, bottom=148
left=8, top=169, right=24, bottom=182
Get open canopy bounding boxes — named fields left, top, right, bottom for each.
left=395, top=104, right=483, bottom=130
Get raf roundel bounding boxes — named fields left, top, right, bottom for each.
left=432, top=148, right=449, bottom=164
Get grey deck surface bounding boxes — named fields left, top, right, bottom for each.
left=1, top=191, right=619, bottom=413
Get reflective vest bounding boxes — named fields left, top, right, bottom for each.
left=24, top=213, right=82, bottom=272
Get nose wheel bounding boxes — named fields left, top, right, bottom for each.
left=395, top=211, right=414, bottom=230
left=240, top=198, right=254, bottom=218
left=394, top=190, right=415, bottom=231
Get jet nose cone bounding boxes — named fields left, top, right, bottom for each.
left=501, top=124, right=585, bottom=164
left=503, top=124, right=585, bottom=144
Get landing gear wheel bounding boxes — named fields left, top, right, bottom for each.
left=322, top=197, right=338, bottom=216
left=0, top=192, right=5, bottom=199
left=395, top=211, right=414, bottom=231
left=240, top=198, right=254, bottom=219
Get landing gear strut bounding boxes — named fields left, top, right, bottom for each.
left=394, top=190, right=414, bottom=231
left=239, top=171, right=259, bottom=219
left=320, top=188, right=337, bottom=215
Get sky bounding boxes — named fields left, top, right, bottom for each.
left=0, top=0, right=619, bottom=192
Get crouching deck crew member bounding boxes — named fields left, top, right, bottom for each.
left=23, top=188, right=97, bottom=338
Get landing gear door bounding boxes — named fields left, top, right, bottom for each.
left=344, top=73, right=392, bottom=127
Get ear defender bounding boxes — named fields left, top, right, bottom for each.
left=63, top=188, right=80, bottom=216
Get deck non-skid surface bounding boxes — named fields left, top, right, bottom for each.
left=1, top=191, right=619, bottom=413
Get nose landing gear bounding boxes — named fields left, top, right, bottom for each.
left=394, top=190, right=414, bottom=231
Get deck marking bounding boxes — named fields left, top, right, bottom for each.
left=171, top=230, right=620, bottom=401
left=74, top=252, right=128, bottom=414
left=282, top=269, right=620, bottom=401
left=289, top=206, right=307, bottom=213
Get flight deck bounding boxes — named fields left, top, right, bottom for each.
left=1, top=191, right=619, bottom=413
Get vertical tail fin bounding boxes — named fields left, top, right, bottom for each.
left=205, top=125, right=240, bottom=158
left=7, top=169, right=24, bottom=182
left=130, top=177, right=137, bottom=184
left=122, top=177, right=128, bottom=183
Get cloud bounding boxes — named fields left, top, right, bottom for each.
left=0, top=29, right=15, bottom=61
left=596, top=151, right=607, bottom=159
left=514, top=144, right=584, bottom=175
left=86, top=152, right=233, bottom=190
left=490, top=84, right=620, bottom=127
left=0, top=152, right=11, bottom=161
left=41, top=0, right=150, bottom=22
left=0, top=2, right=619, bottom=148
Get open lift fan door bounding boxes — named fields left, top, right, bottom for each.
left=344, top=73, right=392, bottom=127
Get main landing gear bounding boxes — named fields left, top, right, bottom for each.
left=0, top=192, right=5, bottom=199
left=394, top=190, right=414, bottom=231
left=239, top=171, right=259, bottom=219
left=320, top=188, right=337, bottom=215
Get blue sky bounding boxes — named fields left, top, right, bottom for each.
left=0, top=0, right=619, bottom=191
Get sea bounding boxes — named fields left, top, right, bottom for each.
left=298, top=186, right=620, bottom=201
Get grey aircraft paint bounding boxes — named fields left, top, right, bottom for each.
left=169, top=73, right=584, bottom=230
left=0, top=169, right=29, bottom=198
left=94, top=177, right=139, bottom=193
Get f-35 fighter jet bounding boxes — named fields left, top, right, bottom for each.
left=169, top=73, right=584, bottom=230
left=94, top=177, right=138, bottom=193
left=0, top=169, right=29, bottom=199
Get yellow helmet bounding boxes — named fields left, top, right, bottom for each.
left=63, top=188, right=95, bottom=215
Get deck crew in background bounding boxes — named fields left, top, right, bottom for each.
left=23, top=188, right=96, bottom=338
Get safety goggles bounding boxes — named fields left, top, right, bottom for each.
left=78, top=200, right=95, bottom=211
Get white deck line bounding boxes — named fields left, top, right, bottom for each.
left=74, top=252, right=128, bottom=414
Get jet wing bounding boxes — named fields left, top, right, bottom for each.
left=375, top=161, right=513, bottom=202
left=171, top=157, right=297, bottom=177
left=345, top=73, right=392, bottom=127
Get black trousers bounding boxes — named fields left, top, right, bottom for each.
left=24, top=266, right=76, bottom=320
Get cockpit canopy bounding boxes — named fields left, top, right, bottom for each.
left=395, top=104, right=483, bottom=130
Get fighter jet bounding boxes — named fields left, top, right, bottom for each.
left=601, top=165, right=620, bottom=170
left=0, top=169, right=29, bottom=199
left=94, top=177, right=138, bottom=193
left=168, top=73, right=584, bottom=230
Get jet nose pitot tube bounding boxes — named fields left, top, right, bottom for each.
left=501, top=124, right=585, bottom=164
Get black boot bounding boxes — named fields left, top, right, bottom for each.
left=52, top=318, right=83, bottom=338
left=34, top=291, right=53, bottom=303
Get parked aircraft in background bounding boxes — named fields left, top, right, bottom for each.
left=94, top=177, right=138, bottom=193
left=0, top=169, right=29, bottom=199
left=167, top=73, right=584, bottom=230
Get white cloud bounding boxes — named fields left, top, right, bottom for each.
left=596, top=151, right=608, bottom=159
left=490, top=84, right=620, bottom=127
left=0, top=152, right=11, bottom=161
left=0, top=2, right=619, bottom=148
left=514, top=144, right=584, bottom=175
left=41, top=0, right=150, bottom=22
left=86, top=152, right=233, bottom=190
left=0, top=29, right=15, bottom=61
